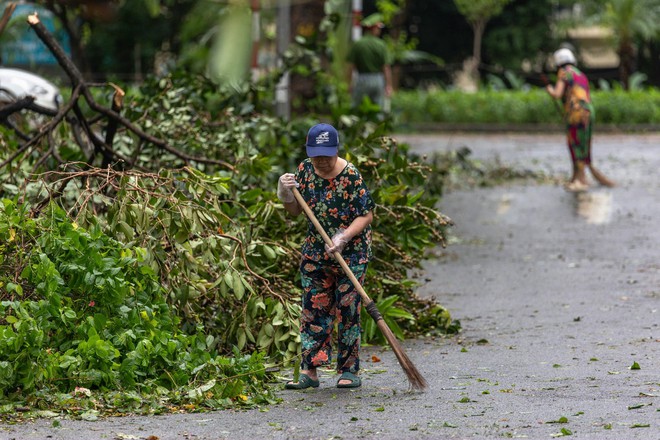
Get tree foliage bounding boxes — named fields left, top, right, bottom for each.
left=453, top=0, right=513, bottom=71
left=601, top=0, right=660, bottom=89
left=554, top=0, right=660, bottom=89
left=0, top=9, right=457, bottom=417
left=482, top=0, right=555, bottom=72
left=0, top=198, right=279, bottom=413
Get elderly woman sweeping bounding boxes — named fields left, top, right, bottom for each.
left=546, top=48, right=615, bottom=191
left=277, top=123, right=375, bottom=389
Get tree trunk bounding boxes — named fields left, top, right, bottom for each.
left=389, top=1, right=413, bottom=92
left=0, top=3, right=17, bottom=38
left=289, top=0, right=326, bottom=114
left=471, top=19, right=486, bottom=84
left=618, top=40, right=635, bottom=91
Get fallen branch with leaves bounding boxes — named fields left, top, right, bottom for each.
left=0, top=9, right=233, bottom=181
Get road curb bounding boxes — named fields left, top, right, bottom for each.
left=395, top=122, right=660, bottom=134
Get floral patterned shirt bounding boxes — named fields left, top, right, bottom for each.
left=559, top=65, right=594, bottom=124
left=295, top=159, right=375, bottom=265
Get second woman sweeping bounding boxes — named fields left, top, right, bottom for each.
left=546, top=48, right=615, bottom=191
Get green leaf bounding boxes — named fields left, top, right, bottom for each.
left=245, top=327, right=255, bottom=343
left=257, top=333, right=272, bottom=349
left=187, top=379, right=216, bottom=399
left=5, top=283, right=22, bottom=295
left=385, top=307, right=414, bottom=320
left=79, top=410, right=99, bottom=421
left=262, top=245, right=276, bottom=260
left=630, top=361, right=641, bottom=370
left=223, top=271, right=234, bottom=290
left=233, top=273, right=245, bottom=300
left=237, top=329, right=246, bottom=350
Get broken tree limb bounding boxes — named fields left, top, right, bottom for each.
left=2, top=118, right=30, bottom=141
left=103, top=83, right=125, bottom=168
left=25, top=13, right=235, bottom=171
left=0, top=85, right=82, bottom=170
left=27, top=13, right=82, bottom=87
left=85, top=100, right=235, bottom=169
left=0, top=96, right=35, bottom=120
left=0, top=96, right=58, bottom=119
left=0, top=2, right=16, bottom=37
left=0, top=96, right=31, bottom=141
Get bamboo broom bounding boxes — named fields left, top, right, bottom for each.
left=292, top=187, right=427, bottom=391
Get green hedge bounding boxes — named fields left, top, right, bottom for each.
left=392, top=88, right=660, bottom=125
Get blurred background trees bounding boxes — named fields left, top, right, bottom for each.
left=451, top=0, right=513, bottom=89
left=2, top=0, right=658, bottom=93
left=553, top=0, right=660, bottom=90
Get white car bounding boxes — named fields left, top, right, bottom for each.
left=0, top=67, right=62, bottom=112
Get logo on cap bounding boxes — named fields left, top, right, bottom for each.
left=316, top=131, right=330, bottom=145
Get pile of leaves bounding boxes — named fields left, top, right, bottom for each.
left=0, top=199, right=278, bottom=419
left=0, top=69, right=459, bottom=418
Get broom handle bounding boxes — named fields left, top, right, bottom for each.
left=540, top=73, right=565, bottom=120
left=291, top=187, right=378, bottom=313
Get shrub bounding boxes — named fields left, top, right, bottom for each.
left=0, top=200, right=277, bottom=411
left=392, top=88, right=660, bottom=125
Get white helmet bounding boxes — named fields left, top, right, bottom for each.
left=553, top=48, right=576, bottom=67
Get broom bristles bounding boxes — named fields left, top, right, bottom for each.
left=588, top=165, right=616, bottom=187
left=376, top=319, right=428, bottom=391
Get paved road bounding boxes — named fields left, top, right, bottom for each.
left=2, top=133, right=659, bottom=440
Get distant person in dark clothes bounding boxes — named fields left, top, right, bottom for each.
left=347, top=14, right=393, bottom=110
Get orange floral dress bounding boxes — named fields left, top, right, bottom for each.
left=558, top=65, right=594, bottom=164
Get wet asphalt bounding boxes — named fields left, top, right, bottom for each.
left=1, top=132, right=659, bottom=440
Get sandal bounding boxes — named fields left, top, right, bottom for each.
left=336, top=371, right=361, bottom=388
left=285, top=373, right=319, bottom=390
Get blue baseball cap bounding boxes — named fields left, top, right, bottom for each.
left=305, top=123, right=339, bottom=157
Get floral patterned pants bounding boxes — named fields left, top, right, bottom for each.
left=299, top=259, right=367, bottom=374
left=566, top=101, right=594, bottom=164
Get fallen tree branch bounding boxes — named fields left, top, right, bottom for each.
left=0, top=96, right=35, bottom=120
left=1, top=117, right=30, bottom=141
left=103, top=83, right=125, bottom=168
left=0, top=2, right=16, bottom=37
left=24, top=13, right=235, bottom=171
left=0, top=84, right=81, bottom=170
